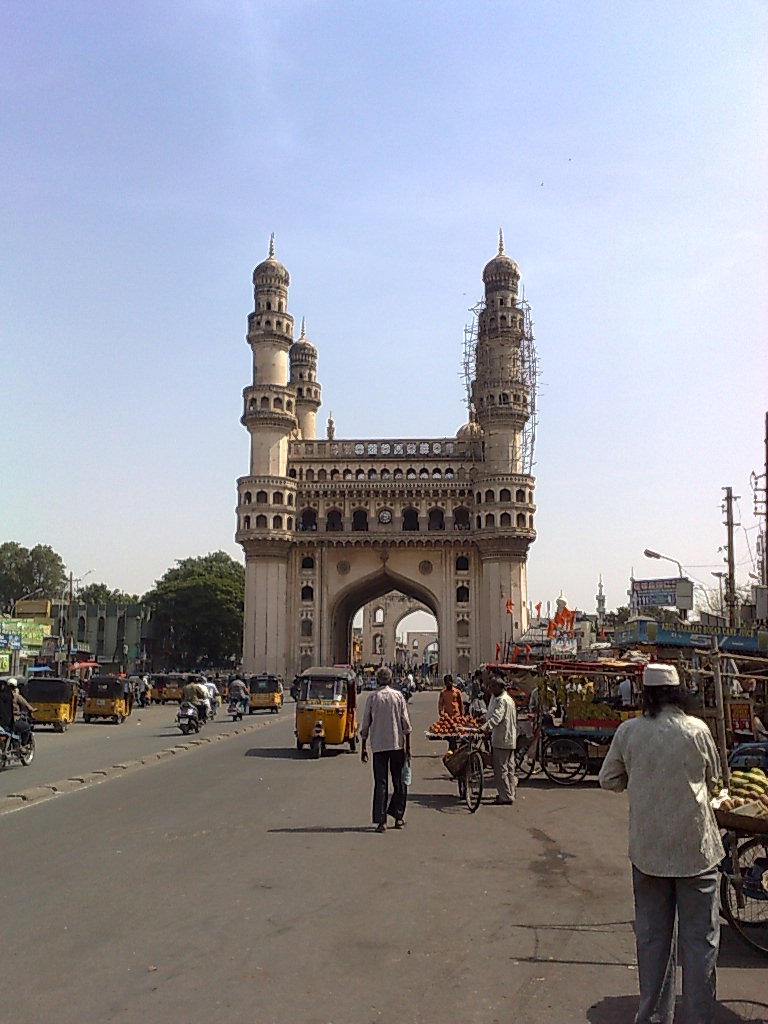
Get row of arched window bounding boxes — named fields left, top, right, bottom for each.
left=243, top=491, right=295, bottom=506
left=240, top=508, right=533, bottom=533
left=298, top=583, right=470, bottom=604
left=252, top=317, right=292, bottom=336
left=246, top=395, right=295, bottom=414
left=475, top=488, right=533, bottom=504
left=476, top=391, right=525, bottom=407
left=288, top=466, right=458, bottom=482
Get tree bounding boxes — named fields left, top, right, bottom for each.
left=0, top=541, right=67, bottom=613
left=145, top=552, right=244, bottom=669
left=77, top=583, right=140, bottom=605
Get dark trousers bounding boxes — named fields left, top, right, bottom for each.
left=372, top=749, right=407, bottom=824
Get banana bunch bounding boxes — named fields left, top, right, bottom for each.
left=730, top=767, right=768, bottom=800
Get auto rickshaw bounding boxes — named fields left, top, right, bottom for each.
left=295, top=666, right=358, bottom=758
left=22, top=676, right=78, bottom=731
left=151, top=673, right=185, bottom=703
left=83, top=676, right=132, bottom=724
left=248, top=674, right=284, bottom=714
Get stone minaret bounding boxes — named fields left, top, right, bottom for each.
left=236, top=236, right=298, bottom=673
left=289, top=318, right=322, bottom=439
left=471, top=231, right=537, bottom=648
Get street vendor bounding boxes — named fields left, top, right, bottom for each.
left=483, top=673, right=517, bottom=805
left=437, top=675, right=463, bottom=720
left=598, top=663, right=722, bottom=1024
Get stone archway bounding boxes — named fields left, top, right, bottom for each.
left=330, top=565, right=440, bottom=666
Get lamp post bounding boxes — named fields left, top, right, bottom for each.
left=64, top=569, right=95, bottom=676
left=711, top=571, right=727, bottom=621
left=643, top=549, right=687, bottom=620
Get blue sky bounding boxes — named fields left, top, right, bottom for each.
left=2, top=0, right=766, bottom=619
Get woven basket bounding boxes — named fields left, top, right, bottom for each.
left=443, top=747, right=470, bottom=778
left=715, top=807, right=768, bottom=835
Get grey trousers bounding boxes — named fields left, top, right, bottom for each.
left=491, top=746, right=516, bottom=802
left=631, top=865, right=719, bottom=1024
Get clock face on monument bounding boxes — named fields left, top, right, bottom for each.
left=378, top=509, right=392, bottom=524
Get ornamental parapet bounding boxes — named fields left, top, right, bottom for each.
left=288, top=437, right=472, bottom=461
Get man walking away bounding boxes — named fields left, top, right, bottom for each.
left=360, top=666, right=412, bottom=833
left=483, top=673, right=517, bottom=805
left=598, top=663, right=722, bottom=1024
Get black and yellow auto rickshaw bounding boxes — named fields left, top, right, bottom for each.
left=295, top=666, right=358, bottom=757
left=83, top=676, right=132, bottom=724
left=22, top=676, right=78, bottom=731
left=248, top=674, right=284, bottom=714
left=151, top=673, right=186, bottom=704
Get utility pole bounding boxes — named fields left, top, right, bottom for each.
left=722, top=486, right=739, bottom=628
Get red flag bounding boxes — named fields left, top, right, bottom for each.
left=547, top=620, right=557, bottom=638
left=534, top=602, right=542, bottom=616
left=505, top=598, right=514, bottom=614
left=495, top=642, right=501, bottom=660
left=512, top=644, right=521, bottom=661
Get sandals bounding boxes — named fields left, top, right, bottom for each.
left=394, top=820, right=406, bottom=829
left=375, top=823, right=386, bottom=833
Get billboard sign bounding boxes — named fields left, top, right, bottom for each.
left=632, top=577, right=694, bottom=610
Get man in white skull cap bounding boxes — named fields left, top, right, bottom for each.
left=599, top=662, right=722, bottom=1024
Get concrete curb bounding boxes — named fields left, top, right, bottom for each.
left=0, top=713, right=285, bottom=816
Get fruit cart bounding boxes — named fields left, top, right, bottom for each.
left=516, top=659, right=644, bottom=786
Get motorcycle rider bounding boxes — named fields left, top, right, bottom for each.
left=6, top=679, right=35, bottom=747
left=228, top=676, right=249, bottom=716
left=205, top=678, right=220, bottom=718
left=181, top=677, right=209, bottom=724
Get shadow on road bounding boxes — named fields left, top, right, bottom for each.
left=718, top=923, right=768, bottom=969
left=245, top=747, right=303, bottom=759
left=588, top=996, right=768, bottom=1024
left=405, top=790, right=464, bottom=813
left=267, top=825, right=374, bottom=835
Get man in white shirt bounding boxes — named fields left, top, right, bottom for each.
left=599, top=663, right=722, bottom=1024
left=483, top=673, right=517, bottom=805
left=360, top=666, right=412, bottom=832
left=617, top=675, right=634, bottom=708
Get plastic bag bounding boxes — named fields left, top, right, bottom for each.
left=402, top=757, right=412, bottom=787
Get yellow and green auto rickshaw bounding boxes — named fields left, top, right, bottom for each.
left=248, top=674, right=284, bottom=715
left=22, top=676, right=78, bottom=732
left=295, top=666, right=358, bottom=758
left=83, top=676, right=132, bottom=724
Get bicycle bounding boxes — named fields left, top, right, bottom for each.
left=514, top=717, right=590, bottom=786
left=719, top=828, right=768, bottom=957
left=451, top=731, right=487, bottom=813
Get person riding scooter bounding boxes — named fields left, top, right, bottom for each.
left=182, top=677, right=210, bottom=724
left=228, top=676, right=249, bottom=717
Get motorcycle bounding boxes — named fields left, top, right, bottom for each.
left=176, top=701, right=201, bottom=735
left=0, top=712, right=35, bottom=769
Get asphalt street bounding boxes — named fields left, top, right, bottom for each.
left=1, top=693, right=766, bottom=1024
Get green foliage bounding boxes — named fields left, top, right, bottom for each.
left=0, top=541, right=68, bottom=612
left=77, top=583, right=140, bottom=605
left=144, top=552, right=244, bottom=668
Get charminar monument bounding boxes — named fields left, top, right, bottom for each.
left=236, top=233, right=539, bottom=680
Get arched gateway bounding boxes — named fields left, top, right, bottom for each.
left=235, top=233, right=539, bottom=680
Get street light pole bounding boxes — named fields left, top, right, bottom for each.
left=711, top=571, right=727, bottom=621
left=643, top=549, right=687, bottom=620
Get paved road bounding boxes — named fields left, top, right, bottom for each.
left=1, top=693, right=765, bottom=1024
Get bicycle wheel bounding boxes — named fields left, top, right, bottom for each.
left=515, top=745, right=535, bottom=781
left=464, top=750, right=484, bottom=812
left=720, top=836, right=768, bottom=957
left=542, top=737, right=588, bottom=785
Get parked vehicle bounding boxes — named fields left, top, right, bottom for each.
left=176, top=701, right=201, bottom=735
left=21, top=676, right=78, bottom=732
left=151, top=673, right=185, bottom=704
left=0, top=711, right=35, bottom=769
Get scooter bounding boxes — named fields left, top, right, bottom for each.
left=0, top=712, right=35, bottom=769
left=176, top=701, right=201, bottom=735
left=227, top=700, right=245, bottom=722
